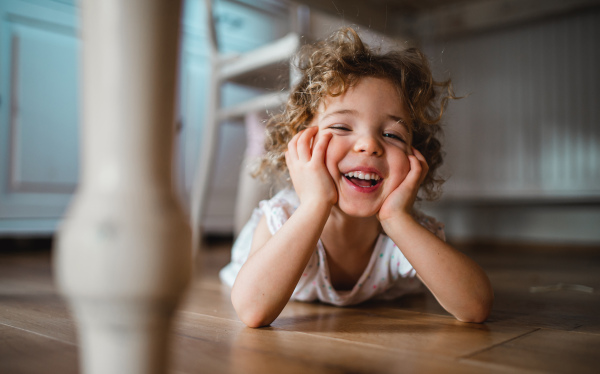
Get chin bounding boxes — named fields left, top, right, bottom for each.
left=337, top=201, right=382, bottom=218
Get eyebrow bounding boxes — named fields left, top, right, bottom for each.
left=389, top=115, right=411, bottom=133
left=320, top=109, right=358, bottom=121
left=389, top=115, right=408, bottom=126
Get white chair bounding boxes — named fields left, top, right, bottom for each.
left=190, top=0, right=302, bottom=248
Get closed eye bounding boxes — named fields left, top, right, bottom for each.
left=383, top=133, right=406, bottom=143
left=328, top=125, right=351, bottom=132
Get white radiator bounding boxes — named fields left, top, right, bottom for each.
left=425, top=9, right=600, bottom=202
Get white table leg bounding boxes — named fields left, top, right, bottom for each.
left=54, top=1, right=191, bottom=374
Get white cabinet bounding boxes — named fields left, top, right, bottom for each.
left=0, top=0, right=79, bottom=235
left=0, top=0, right=287, bottom=236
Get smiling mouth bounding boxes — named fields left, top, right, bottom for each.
left=343, top=171, right=382, bottom=188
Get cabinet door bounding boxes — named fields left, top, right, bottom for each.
left=0, top=0, right=79, bottom=235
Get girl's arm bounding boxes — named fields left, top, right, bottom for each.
left=231, top=127, right=336, bottom=328
left=232, top=202, right=330, bottom=327
left=378, top=149, right=494, bottom=323
left=382, top=215, right=493, bottom=322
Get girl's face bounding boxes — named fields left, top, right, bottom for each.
left=310, top=77, right=412, bottom=218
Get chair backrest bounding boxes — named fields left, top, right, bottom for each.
left=204, top=0, right=218, bottom=56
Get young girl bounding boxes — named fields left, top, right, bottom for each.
left=219, top=27, right=493, bottom=328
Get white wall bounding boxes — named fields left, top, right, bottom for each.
left=421, top=9, right=600, bottom=244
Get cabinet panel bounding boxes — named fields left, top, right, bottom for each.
left=10, top=18, right=79, bottom=192
left=0, top=0, right=79, bottom=234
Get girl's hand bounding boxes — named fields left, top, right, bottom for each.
left=378, top=147, right=429, bottom=224
left=285, top=127, right=337, bottom=207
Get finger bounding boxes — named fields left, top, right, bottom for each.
left=284, top=149, right=291, bottom=167
left=285, top=148, right=301, bottom=179
left=312, top=132, right=332, bottom=162
left=412, top=148, right=429, bottom=185
left=287, top=132, right=301, bottom=160
left=412, top=147, right=428, bottom=166
left=403, top=154, right=423, bottom=188
left=297, top=127, right=318, bottom=161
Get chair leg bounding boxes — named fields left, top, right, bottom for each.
left=233, top=112, right=271, bottom=236
left=233, top=155, right=271, bottom=236
left=189, top=0, right=221, bottom=249
left=54, top=1, right=192, bottom=373
left=190, top=59, right=221, bottom=251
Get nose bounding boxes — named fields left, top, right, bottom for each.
left=353, top=134, right=383, bottom=156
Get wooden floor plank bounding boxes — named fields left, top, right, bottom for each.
left=0, top=324, right=78, bottom=374
left=1, top=242, right=599, bottom=374
left=482, top=256, right=600, bottom=333
left=182, top=269, right=539, bottom=361
left=464, top=328, right=600, bottom=374
left=0, top=297, right=77, bottom=345
left=173, top=311, right=524, bottom=374
left=271, top=306, right=536, bottom=358
left=0, top=251, right=56, bottom=296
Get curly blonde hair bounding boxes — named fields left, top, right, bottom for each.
left=256, top=27, right=456, bottom=200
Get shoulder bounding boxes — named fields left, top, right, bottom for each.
left=219, top=188, right=299, bottom=287
left=268, top=188, right=300, bottom=209
left=259, top=188, right=299, bottom=234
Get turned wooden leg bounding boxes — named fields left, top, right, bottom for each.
left=54, top=1, right=191, bottom=374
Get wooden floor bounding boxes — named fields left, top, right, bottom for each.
left=1, top=238, right=599, bottom=374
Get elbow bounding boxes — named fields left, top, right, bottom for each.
left=456, top=278, right=495, bottom=324
left=457, top=309, right=489, bottom=324
left=457, top=293, right=494, bottom=324
left=236, top=308, right=274, bottom=328
left=231, top=287, right=275, bottom=328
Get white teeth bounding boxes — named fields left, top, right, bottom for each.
left=344, top=171, right=380, bottom=181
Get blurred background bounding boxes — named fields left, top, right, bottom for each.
left=0, top=0, right=599, bottom=247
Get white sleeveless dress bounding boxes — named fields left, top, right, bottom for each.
left=219, top=188, right=446, bottom=306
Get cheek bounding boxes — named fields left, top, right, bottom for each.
left=399, top=157, right=411, bottom=179
left=324, top=139, right=343, bottom=165
left=388, top=154, right=411, bottom=186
